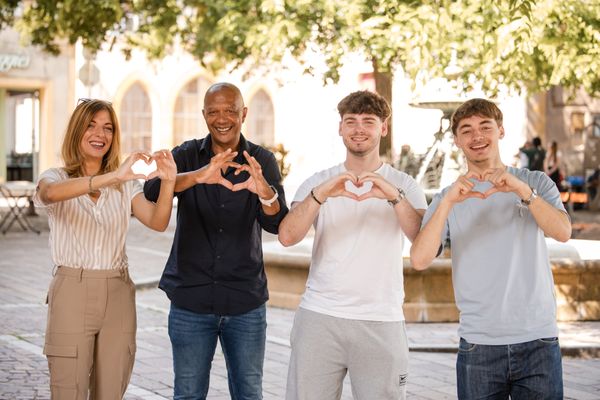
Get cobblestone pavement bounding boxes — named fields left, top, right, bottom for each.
left=1, top=210, right=599, bottom=399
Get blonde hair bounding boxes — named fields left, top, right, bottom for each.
left=61, top=99, right=121, bottom=178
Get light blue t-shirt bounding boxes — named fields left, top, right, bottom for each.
left=422, top=167, right=566, bottom=345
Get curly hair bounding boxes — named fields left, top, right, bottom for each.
left=337, top=90, right=391, bottom=121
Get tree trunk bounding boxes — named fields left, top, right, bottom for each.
left=373, top=60, right=393, bottom=160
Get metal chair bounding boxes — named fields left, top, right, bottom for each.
left=0, top=181, right=40, bottom=234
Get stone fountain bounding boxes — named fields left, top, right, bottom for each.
left=408, top=99, right=466, bottom=192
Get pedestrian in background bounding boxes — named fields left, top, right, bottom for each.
left=397, top=143, right=420, bottom=177
left=144, top=83, right=288, bottom=399
left=525, top=136, right=546, bottom=171
left=411, top=98, right=570, bottom=400
left=545, top=140, right=565, bottom=191
left=517, top=140, right=532, bottom=168
left=34, top=98, right=176, bottom=398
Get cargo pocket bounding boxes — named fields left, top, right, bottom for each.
left=44, top=343, right=78, bottom=397
left=120, top=343, right=137, bottom=394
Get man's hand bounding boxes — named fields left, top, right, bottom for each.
left=231, top=151, right=274, bottom=198
left=195, top=148, right=241, bottom=190
left=355, top=172, right=398, bottom=201
left=481, top=167, right=530, bottom=199
left=312, top=172, right=361, bottom=203
left=445, top=171, right=486, bottom=204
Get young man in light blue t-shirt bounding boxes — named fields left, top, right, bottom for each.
left=411, top=98, right=571, bottom=400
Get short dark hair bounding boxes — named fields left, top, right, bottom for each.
left=337, top=90, right=391, bottom=121
left=451, top=98, right=503, bottom=135
left=532, top=137, right=542, bottom=147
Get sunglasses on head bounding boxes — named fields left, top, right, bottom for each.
left=77, top=98, right=112, bottom=106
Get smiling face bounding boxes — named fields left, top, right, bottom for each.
left=339, top=113, right=388, bottom=157
left=61, top=100, right=121, bottom=177
left=454, top=114, right=504, bottom=166
left=203, top=85, right=247, bottom=152
left=80, top=109, right=114, bottom=161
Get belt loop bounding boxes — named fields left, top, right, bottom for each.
left=120, top=268, right=129, bottom=282
left=52, top=265, right=58, bottom=277
left=78, top=268, right=83, bottom=282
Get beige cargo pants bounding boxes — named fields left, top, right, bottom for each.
left=44, top=266, right=137, bottom=399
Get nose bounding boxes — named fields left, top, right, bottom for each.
left=353, top=122, right=367, bottom=133
left=472, top=129, right=484, bottom=140
left=89, top=125, right=108, bottom=137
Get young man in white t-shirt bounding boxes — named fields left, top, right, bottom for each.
left=411, top=99, right=571, bottom=399
left=279, top=91, right=427, bottom=400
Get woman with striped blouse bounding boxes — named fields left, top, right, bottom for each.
left=34, top=99, right=176, bottom=399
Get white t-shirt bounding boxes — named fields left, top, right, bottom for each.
left=293, top=163, right=427, bottom=321
left=34, top=168, right=143, bottom=270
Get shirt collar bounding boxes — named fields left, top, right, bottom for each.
left=200, top=133, right=250, bottom=157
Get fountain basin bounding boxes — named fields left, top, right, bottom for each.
left=264, top=239, right=600, bottom=322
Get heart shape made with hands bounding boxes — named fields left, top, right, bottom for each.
left=345, top=179, right=373, bottom=196
left=131, top=158, right=157, bottom=178
left=463, top=172, right=504, bottom=199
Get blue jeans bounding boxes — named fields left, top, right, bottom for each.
left=168, top=303, right=266, bottom=400
left=456, top=337, right=563, bottom=399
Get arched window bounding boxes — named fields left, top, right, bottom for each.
left=120, top=82, right=152, bottom=154
left=245, top=89, right=275, bottom=146
left=173, top=76, right=212, bottom=146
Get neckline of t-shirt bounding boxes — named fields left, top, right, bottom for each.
left=340, top=162, right=386, bottom=174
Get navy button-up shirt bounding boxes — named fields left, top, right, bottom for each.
left=144, top=134, right=288, bottom=315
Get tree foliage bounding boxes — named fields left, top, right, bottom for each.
left=3, top=0, right=600, bottom=96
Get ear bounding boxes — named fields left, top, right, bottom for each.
left=380, top=119, right=389, bottom=137
left=499, top=125, right=505, bottom=139
left=338, top=121, right=343, bottom=137
left=453, top=132, right=464, bottom=151
left=241, top=107, right=248, bottom=123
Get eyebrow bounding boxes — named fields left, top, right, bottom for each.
left=343, top=116, right=377, bottom=122
left=90, top=120, right=113, bottom=127
left=459, top=120, right=494, bottom=130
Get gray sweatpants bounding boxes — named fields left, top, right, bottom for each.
left=286, top=308, right=408, bottom=400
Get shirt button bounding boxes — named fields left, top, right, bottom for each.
left=216, top=255, right=221, bottom=259
left=220, top=204, right=225, bottom=208
left=218, top=228, right=223, bottom=233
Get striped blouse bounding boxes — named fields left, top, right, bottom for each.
left=34, top=168, right=143, bottom=270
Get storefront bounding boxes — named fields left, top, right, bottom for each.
left=0, top=27, right=75, bottom=183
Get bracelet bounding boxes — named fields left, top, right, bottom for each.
left=259, top=185, right=279, bottom=207
left=387, top=187, right=406, bottom=207
left=88, top=174, right=96, bottom=193
left=310, top=188, right=325, bottom=205
left=521, top=187, right=538, bottom=206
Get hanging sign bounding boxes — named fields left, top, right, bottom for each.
left=0, top=53, right=30, bottom=72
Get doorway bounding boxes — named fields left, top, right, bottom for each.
left=3, top=90, right=40, bottom=182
